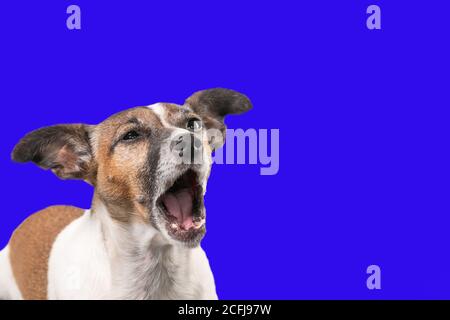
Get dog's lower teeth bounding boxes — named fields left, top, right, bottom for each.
left=193, top=219, right=205, bottom=229
left=171, top=223, right=178, bottom=230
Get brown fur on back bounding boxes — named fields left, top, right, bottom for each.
left=9, top=205, right=84, bottom=300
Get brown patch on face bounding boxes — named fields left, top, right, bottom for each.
left=161, top=103, right=195, bottom=127
left=92, top=107, right=165, bottom=223
left=9, top=206, right=84, bottom=300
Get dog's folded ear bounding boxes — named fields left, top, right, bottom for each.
left=11, top=124, right=96, bottom=182
left=184, top=88, right=252, bottom=149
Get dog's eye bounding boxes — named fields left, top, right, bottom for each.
left=122, top=130, right=140, bottom=141
left=186, top=118, right=202, bottom=132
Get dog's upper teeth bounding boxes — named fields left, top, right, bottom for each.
left=170, top=223, right=178, bottom=230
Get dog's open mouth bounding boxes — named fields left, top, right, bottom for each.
left=157, top=169, right=205, bottom=241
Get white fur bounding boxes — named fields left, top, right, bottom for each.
left=47, top=206, right=217, bottom=300
left=47, top=210, right=112, bottom=299
left=0, top=246, right=23, bottom=299
left=148, top=103, right=171, bottom=127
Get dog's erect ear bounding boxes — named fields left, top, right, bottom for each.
left=185, top=88, right=252, bottom=149
left=11, top=124, right=96, bottom=182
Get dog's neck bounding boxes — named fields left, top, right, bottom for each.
left=91, top=196, right=200, bottom=299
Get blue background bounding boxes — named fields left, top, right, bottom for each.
left=1, top=1, right=449, bottom=299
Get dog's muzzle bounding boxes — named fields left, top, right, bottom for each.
left=156, top=168, right=206, bottom=246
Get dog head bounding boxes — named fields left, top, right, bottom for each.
left=11, top=88, right=252, bottom=247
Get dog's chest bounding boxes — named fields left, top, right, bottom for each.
left=115, top=245, right=204, bottom=300
left=48, top=211, right=215, bottom=299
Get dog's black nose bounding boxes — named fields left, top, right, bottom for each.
left=171, top=133, right=202, bottom=160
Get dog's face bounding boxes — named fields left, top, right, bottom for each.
left=12, top=89, right=252, bottom=247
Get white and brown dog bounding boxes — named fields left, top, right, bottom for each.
left=0, top=88, right=252, bottom=300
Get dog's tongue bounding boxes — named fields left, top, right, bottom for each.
left=162, top=189, right=193, bottom=229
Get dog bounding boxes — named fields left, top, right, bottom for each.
left=0, top=88, right=252, bottom=300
